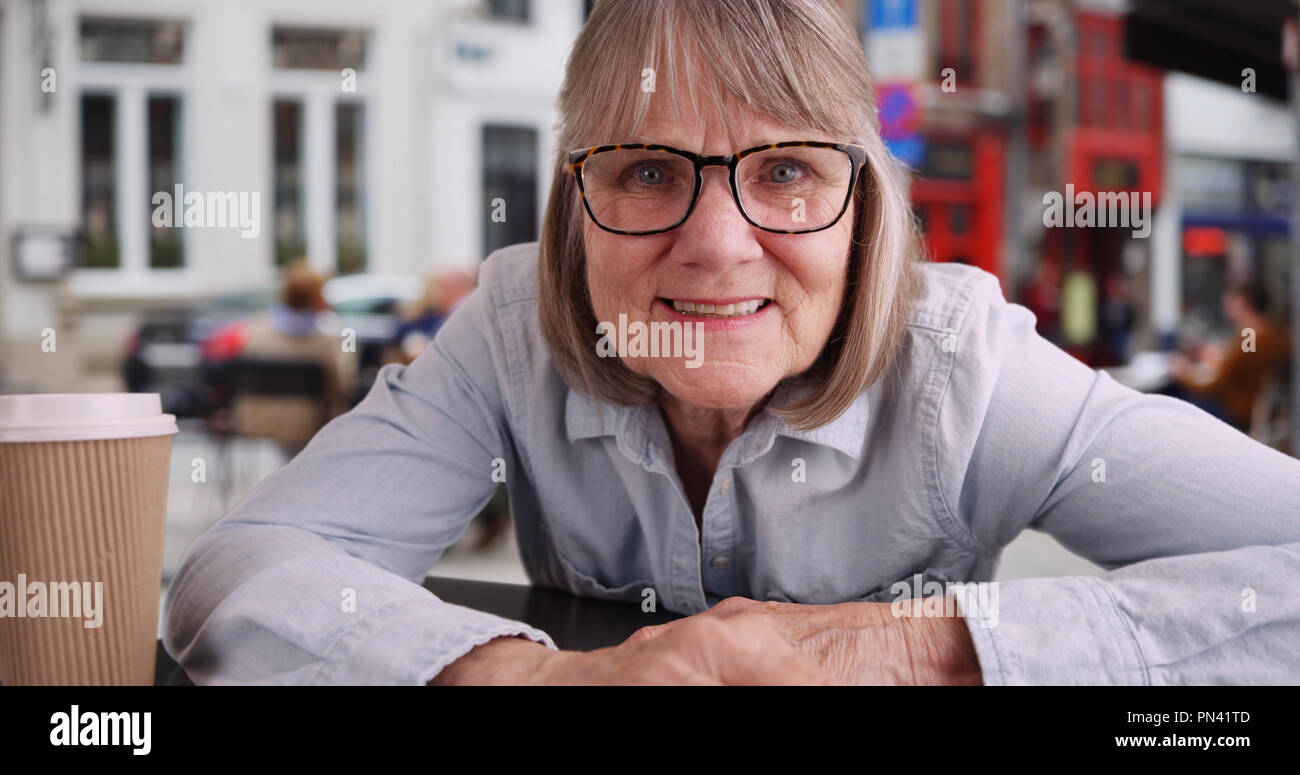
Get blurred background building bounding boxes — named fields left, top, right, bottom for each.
left=1, top=0, right=581, bottom=394
left=1, top=0, right=1295, bottom=598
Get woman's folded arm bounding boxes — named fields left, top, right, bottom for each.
left=946, top=273, right=1300, bottom=684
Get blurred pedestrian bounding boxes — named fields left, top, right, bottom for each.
left=1099, top=274, right=1136, bottom=366
left=386, top=274, right=446, bottom=366
left=1170, top=279, right=1291, bottom=432
left=385, top=269, right=478, bottom=366
left=231, top=260, right=357, bottom=456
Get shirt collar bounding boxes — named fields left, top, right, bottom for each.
left=767, top=379, right=870, bottom=460
left=564, top=377, right=869, bottom=465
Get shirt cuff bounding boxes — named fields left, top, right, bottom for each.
left=954, top=575, right=1149, bottom=685
left=311, top=595, right=557, bottom=685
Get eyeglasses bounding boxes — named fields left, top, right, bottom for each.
left=567, top=140, right=868, bottom=236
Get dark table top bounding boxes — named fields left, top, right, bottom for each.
left=155, top=576, right=683, bottom=685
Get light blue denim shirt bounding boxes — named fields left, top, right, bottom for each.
left=164, top=241, right=1300, bottom=685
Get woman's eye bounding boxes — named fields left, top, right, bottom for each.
left=630, top=164, right=669, bottom=186
left=767, top=162, right=804, bottom=184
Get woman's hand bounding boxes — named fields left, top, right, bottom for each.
left=431, top=612, right=835, bottom=685
left=630, top=596, right=983, bottom=685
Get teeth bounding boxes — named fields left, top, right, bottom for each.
left=670, top=299, right=765, bottom=317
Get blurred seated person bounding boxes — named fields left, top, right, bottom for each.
left=385, top=269, right=477, bottom=366
left=1169, top=279, right=1291, bottom=432
left=231, top=260, right=357, bottom=455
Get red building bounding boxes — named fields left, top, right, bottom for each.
left=911, top=133, right=1004, bottom=277
left=910, top=0, right=1005, bottom=279
left=1029, top=9, right=1164, bottom=366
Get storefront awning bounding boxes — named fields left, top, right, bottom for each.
left=1125, top=0, right=1292, bottom=101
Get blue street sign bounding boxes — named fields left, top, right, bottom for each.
left=868, top=0, right=918, bottom=30
left=877, top=84, right=918, bottom=138
left=885, top=133, right=925, bottom=168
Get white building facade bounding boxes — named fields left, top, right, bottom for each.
left=0, top=0, right=585, bottom=391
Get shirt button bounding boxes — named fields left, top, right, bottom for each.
left=711, top=555, right=729, bottom=568
left=718, top=477, right=732, bottom=495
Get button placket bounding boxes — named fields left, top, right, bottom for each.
left=630, top=408, right=708, bottom=614
left=700, top=466, right=739, bottom=598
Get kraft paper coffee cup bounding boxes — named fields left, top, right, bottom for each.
left=0, top=394, right=177, bottom=685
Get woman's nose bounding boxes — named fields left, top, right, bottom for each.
left=673, top=167, right=762, bottom=267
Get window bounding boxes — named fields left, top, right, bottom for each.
left=920, top=142, right=974, bottom=181
left=271, top=26, right=370, bottom=274
left=949, top=204, right=971, bottom=235
left=76, top=17, right=188, bottom=276
left=80, top=17, right=183, bottom=64
left=148, top=95, right=183, bottom=269
left=482, top=125, right=538, bottom=258
left=336, top=103, right=366, bottom=275
left=487, top=0, right=530, bottom=23
left=936, top=0, right=979, bottom=86
left=1092, top=29, right=1109, bottom=59
left=271, top=27, right=365, bottom=70
left=273, top=100, right=305, bottom=267
left=1133, top=82, right=1150, bottom=132
left=79, top=94, right=118, bottom=268
left=79, top=92, right=186, bottom=270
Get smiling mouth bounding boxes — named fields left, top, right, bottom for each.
left=659, top=298, right=772, bottom=318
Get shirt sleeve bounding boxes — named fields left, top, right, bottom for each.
left=163, top=268, right=556, bottom=685
left=939, top=271, right=1300, bottom=685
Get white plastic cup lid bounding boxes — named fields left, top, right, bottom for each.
left=0, top=393, right=179, bottom=442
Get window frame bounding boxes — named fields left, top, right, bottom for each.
left=73, top=53, right=196, bottom=296
left=269, top=29, right=374, bottom=277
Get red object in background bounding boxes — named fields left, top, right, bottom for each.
left=1066, top=12, right=1164, bottom=203
left=912, top=0, right=1003, bottom=288
left=936, top=0, right=983, bottom=87
left=1183, top=226, right=1228, bottom=257
left=911, top=131, right=1005, bottom=286
left=1026, top=10, right=1166, bottom=369
left=202, top=320, right=248, bottom=362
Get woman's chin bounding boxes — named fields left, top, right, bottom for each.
left=651, top=364, right=779, bottom=411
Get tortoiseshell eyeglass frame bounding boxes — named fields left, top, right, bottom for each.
left=566, top=140, right=869, bottom=236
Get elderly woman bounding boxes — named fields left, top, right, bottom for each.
left=165, top=0, right=1300, bottom=685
